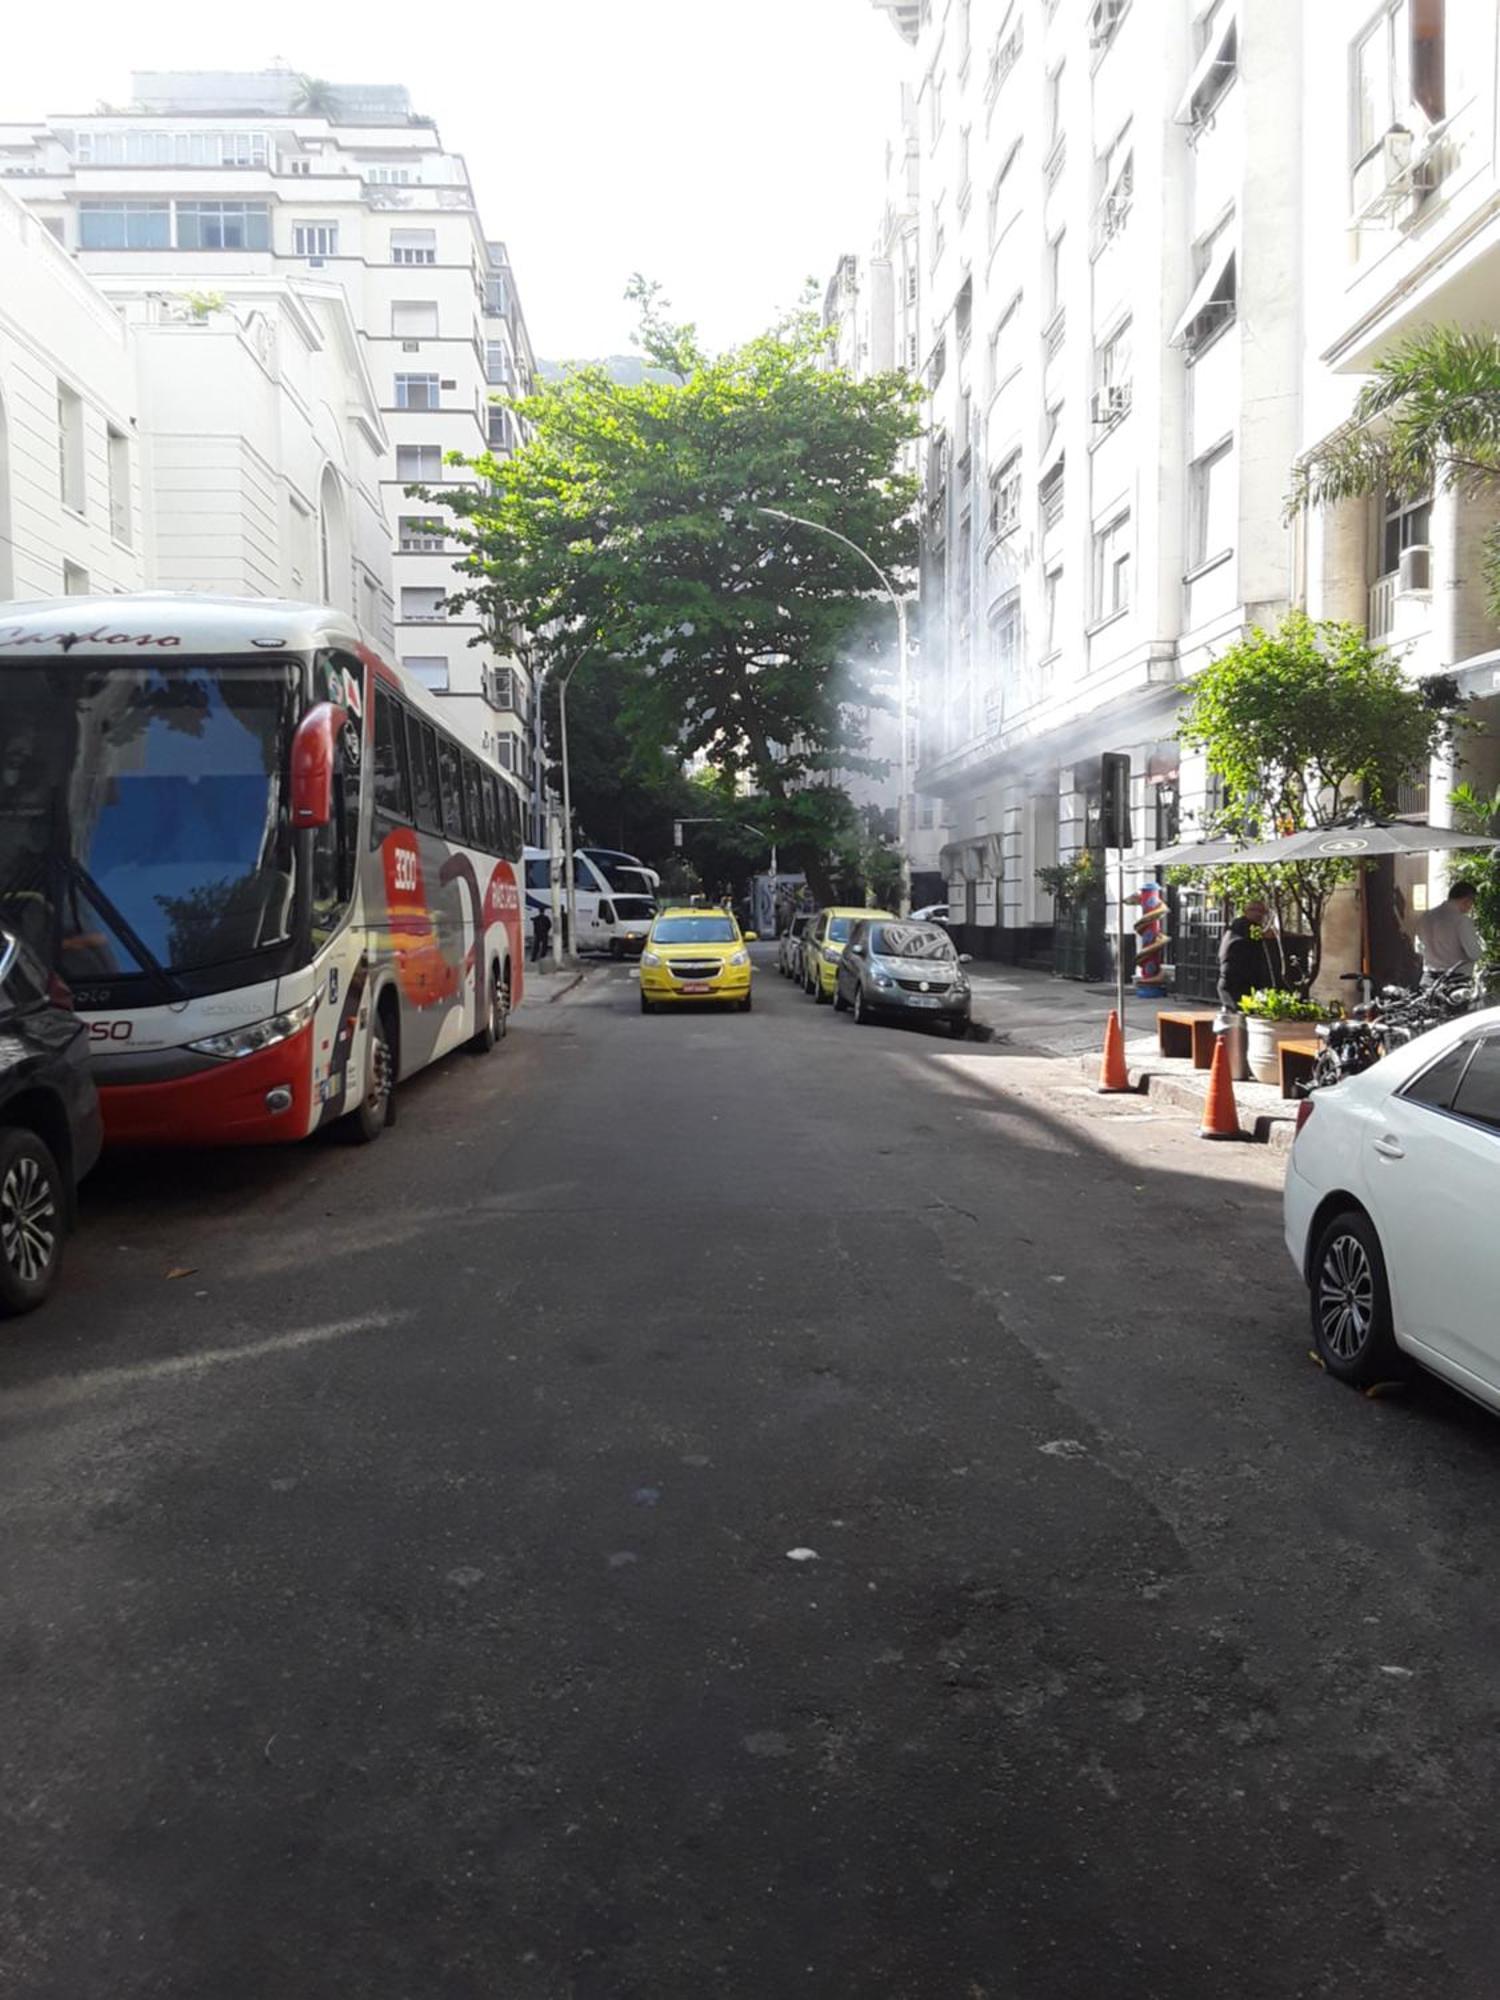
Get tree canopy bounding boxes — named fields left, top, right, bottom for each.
left=1175, top=611, right=1462, bottom=984
left=1289, top=326, right=1500, bottom=617
left=413, top=280, right=922, bottom=887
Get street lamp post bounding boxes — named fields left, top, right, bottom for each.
left=756, top=505, right=913, bottom=917
left=557, top=653, right=583, bottom=961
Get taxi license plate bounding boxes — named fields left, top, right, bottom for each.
left=908, top=995, right=940, bottom=1009
left=680, top=980, right=713, bottom=994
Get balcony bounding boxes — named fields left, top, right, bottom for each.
left=1368, top=571, right=1396, bottom=640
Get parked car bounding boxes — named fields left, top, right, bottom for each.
left=639, top=906, right=756, bottom=1013
left=777, top=912, right=812, bottom=982
left=1284, top=1006, right=1500, bottom=1398
left=802, top=906, right=896, bottom=1005
left=833, top=919, right=972, bottom=1036
left=0, top=932, right=103, bottom=1316
left=910, top=902, right=953, bottom=926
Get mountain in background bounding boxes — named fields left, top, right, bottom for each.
left=535, top=355, right=680, bottom=387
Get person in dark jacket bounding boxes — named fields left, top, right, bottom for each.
left=1217, top=898, right=1284, bottom=1007
left=529, top=902, right=552, bottom=963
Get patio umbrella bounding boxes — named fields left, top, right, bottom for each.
left=1145, top=837, right=1243, bottom=868
left=1220, top=822, right=1500, bottom=866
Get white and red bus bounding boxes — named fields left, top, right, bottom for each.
left=0, top=594, right=525, bottom=1146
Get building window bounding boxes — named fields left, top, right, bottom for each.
left=366, top=165, right=413, bottom=184
left=1179, top=0, right=1238, bottom=127
left=107, top=424, right=130, bottom=545
left=1095, top=130, right=1133, bottom=249
left=1042, top=564, right=1064, bottom=654
left=402, top=655, right=448, bottom=691
left=487, top=405, right=516, bottom=451
left=1381, top=488, right=1432, bottom=576
left=1092, top=512, right=1132, bottom=620
left=988, top=591, right=1022, bottom=708
left=1172, top=215, right=1236, bottom=357
left=174, top=201, right=271, bottom=250
left=292, top=221, right=339, bottom=258
left=75, top=129, right=268, bottom=167
left=988, top=292, right=1022, bottom=392
left=394, top=373, right=440, bottom=411
left=391, top=228, right=437, bottom=265
left=928, top=334, right=947, bottom=391
left=1047, top=231, right=1067, bottom=320
left=1089, top=0, right=1129, bottom=56
left=401, top=586, right=446, bottom=624
left=396, top=444, right=444, bottom=482
left=399, top=515, right=445, bottom=552
left=57, top=382, right=85, bottom=515
left=391, top=300, right=440, bottom=339
left=990, top=450, right=1022, bottom=538
left=1093, top=318, right=1133, bottom=426
left=485, top=340, right=513, bottom=386
left=1040, top=462, right=1065, bottom=532
left=1188, top=439, right=1236, bottom=571
left=78, top=200, right=170, bottom=249
left=927, top=67, right=945, bottom=146
left=987, top=139, right=1021, bottom=249
left=986, top=21, right=1024, bottom=105
left=1045, top=64, right=1066, bottom=154
left=957, top=126, right=973, bottom=211
left=62, top=559, right=90, bottom=596
left=1354, top=0, right=1445, bottom=183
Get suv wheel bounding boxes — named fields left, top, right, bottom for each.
left=0, top=1126, right=65, bottom=1316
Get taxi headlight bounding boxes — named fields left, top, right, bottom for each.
left=188, top=994, right=317, bottom=1062
left=727, top=949, right=750, bottom=967
left=641, top=950, right=663, bottom=968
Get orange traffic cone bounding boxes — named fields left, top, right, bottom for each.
left=1199, top=1036, right=1244, bottom=1141
left=1097, top=1009, right=1130, bottom=1093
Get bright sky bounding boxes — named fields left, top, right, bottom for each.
left=4, top=0, right=911, bottom=360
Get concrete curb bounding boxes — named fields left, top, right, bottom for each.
left=1072, top=1054, right=1297, bottom=1152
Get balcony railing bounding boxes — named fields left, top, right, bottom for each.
left=1368, top=571, right=1396, bottom=639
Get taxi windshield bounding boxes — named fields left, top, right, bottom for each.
left=653, top=916, right=737, bottom=944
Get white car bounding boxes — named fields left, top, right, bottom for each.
left=1284, top=1006, right=1500, bottom=1400
left=910, top=903, right=953, bottom=926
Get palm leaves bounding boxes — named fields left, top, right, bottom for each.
left=1290, top=327, right=1500, bottom=616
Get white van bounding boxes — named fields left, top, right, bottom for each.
left=523, top=847, right=659, bottom=957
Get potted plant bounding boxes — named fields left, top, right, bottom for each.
left=1240, top=988, right=1330, bottom=1085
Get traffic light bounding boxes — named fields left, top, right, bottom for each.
left=673, top=821, right=684, bottom=849
left=1100, top=751, right=1132, bottom=849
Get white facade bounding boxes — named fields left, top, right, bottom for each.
left=869, top=0, right=1304, bottom=981
left=1299, top=0, right=1500, bottom=939
left=0, top=69, right=538, bottom=809
left=116, top=281, right=392, bottom=647
left=0, top=184, right=143, bottom=601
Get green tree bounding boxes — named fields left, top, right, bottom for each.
left=1175, top=611, right=1462, bottom=985
left=292, top=75, right=339, bottom=115
left=413, top=279, right=921, bottom=897
left=1449, top=781, right=1500, bottom=963
left=1289, top=326, right=1500, bottom=617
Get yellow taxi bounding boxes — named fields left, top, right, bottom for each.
left=802, top=905, right=896, bottom=1004
left=638, top=906, right=757, bottom=1013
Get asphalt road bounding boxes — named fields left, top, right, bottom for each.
left=4, top=952, right=1500, bottom=1997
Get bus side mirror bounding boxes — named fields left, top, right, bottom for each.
left=290, top=703, right=346, bottom=828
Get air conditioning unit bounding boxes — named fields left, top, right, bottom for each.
left=401, top=339, right=420, bottom=353
left=1091, top=384, right=1131, bottom=426
left=440, top=378, right=457, bottom=390
left=1398, top=544, right=1432, bottom=594
left=308, top=256, right=325, bottom=268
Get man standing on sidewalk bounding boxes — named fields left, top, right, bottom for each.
left=530, top=903, right=552, bottom=964
left=1217, top=898, right=1283, bottom=1008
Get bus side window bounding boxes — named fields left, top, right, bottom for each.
left=436, top=734, right=463, bottom=837
left=409, top=719, right=442, bottom=835
left=503, top=782, right=522, bottom=860
left=481, top=772, right=501, bottom=854
left=461, top=752, right=484, bottom=847
left=372, top=687, right=411, bottom=827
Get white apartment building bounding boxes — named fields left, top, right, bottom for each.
left=819, top=83, right=948, bottom=901
left=0, top=183, right=143, bottom=600
left=0, top=69, right=539, bottom=818
left=870, top=0, right=1303, bottom=993
left=1299, top=0, right=1500, bottom=973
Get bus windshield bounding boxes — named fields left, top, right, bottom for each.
left=0, top=657, right=301, bottom=981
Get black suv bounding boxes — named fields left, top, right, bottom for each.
left=0, top=931, right=102, bottom=1315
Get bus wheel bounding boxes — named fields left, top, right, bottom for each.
left=469, top=962, right=508, bottom=1053
left=344, top=1008, right=395, bottom=1143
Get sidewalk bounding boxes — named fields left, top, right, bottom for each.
left=964, top=964, right=1300, bottom=1150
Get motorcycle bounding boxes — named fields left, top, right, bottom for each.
left=1305, top=964, right=1495, bottom=1093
